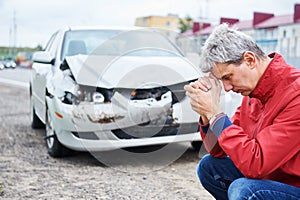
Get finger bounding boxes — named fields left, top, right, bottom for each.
left=189, top=82, right=198, bottom=89
left=184, top=85, right=195, bottom=98
left=184, top=84, right=193, bottom=93
left=193, top=82, right=209, bottom=92
left=209, top=72, right=218, bottom=80
left=185, top=90, right=191, bottom=98
left=209, top=73, right=220, bottom=86
left=193, top=77, right=211, bottom=91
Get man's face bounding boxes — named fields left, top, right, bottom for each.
left=211, top=61, right=259, bottom=96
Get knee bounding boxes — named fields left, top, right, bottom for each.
left=228, top=178, right=251, bottom=200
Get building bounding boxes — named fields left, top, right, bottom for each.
left=177, top=4, right=300, bottom=67
left=135, top=14, right=193, bottom=42
left=135, top=14, right=180, bottom=30
left=176, top=22, right=209, bottom=54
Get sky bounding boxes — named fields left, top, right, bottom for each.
left=0, top=0, right=300, bottom=48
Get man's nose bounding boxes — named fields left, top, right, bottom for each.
left=223, top=82, right=233, bottom=92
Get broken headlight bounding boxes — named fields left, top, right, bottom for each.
left=130, top=87, right=170, bottom=101
left=62, top=85, right=113, bottom=105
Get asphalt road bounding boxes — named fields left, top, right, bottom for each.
left=0, top=67, right=214, bottom=199
left=0, top=67, right=30, bottom=87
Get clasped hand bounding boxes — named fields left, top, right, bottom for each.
left=184, top=73, right=222, bottom=123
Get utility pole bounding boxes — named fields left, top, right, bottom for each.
left=13, top=10, right=17, bottom=57
left=8, top=25, right=12, bottom=57
left=199, top=0, right=208, bottom=21
left=9, top=10, right=17, bottom=58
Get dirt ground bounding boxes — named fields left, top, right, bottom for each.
left=0, top=84, right=214, bottom=200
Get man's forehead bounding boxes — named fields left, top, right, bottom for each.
left=211, top=62, right=232, bottom=80
left=211, top=65, right=223, bottom=80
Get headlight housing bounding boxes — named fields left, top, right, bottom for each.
left=75, top=90, right=105, bottom=104
left=61, top=85, right=113, bottom=105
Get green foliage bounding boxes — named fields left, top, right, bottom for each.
left=0, top=45, right=41, bottom=59
left=179, top=15, right=193, bottom=33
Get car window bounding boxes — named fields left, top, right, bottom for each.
left=61, top=29, right=183, bottom=59
left=61, top=30, right=121, bottom=60
left=94, top=30, right=183, bottom=57
left=48, top=32, right=61, bottom=59
left=45, top=32, right=58, bottom=51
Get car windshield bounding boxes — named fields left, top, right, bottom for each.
left=61, top=29, right=183, bottom=60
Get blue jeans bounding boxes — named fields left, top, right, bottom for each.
left=197, top=154, right=300, bottom=200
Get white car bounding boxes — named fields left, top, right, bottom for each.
left=1, top=57, right=16, bottom=69
left=30, top=26, right=207, bottom=157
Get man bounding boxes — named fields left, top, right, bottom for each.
left=184, top=23, right=300, bottom=200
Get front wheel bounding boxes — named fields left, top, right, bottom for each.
left=191, top=141, right=203, bottom=151
left=45, top=107, right=73, bottom=157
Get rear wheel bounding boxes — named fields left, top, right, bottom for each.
left=30, top=93, right=45, bottom=129
left=45, top=107, right=73, bottom=157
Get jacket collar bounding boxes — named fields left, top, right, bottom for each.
left=249, top=52, right=286, bottom=104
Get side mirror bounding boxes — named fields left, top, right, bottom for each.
left=32, top=51, right=55, bottom=65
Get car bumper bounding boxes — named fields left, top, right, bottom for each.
left=57, top=129, right=200, bottom=151
left=46, top=92, right=200, bottom=151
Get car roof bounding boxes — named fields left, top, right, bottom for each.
left=61, top=26, right=146, bottom=32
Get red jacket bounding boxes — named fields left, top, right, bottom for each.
left=200, top=53, right=300, bottom=188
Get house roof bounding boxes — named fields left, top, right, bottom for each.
left=179, top=4, right=300, bottom=37
left=199, top=20, right=253, bottom=35
left=199, top=25, right=217, bottom=35
left=233, top=20, right=253, bottom=30
left=255, top=14, right=294, bottom=28
left=185, top=14, right=296, bottom=36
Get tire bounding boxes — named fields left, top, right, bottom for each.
left=30, top=92, right=45, bottom=129
left=191, top=141, right=203, bottom=151
left=45, top=107, right=74, bottom=157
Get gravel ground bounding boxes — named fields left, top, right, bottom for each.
left=0, top=83, right=214, bottom=200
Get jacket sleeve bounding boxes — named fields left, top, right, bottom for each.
left=198, top=99, right=243, bottom=158
left=199, top=120, right=227, bottom=157
left=231, top=105, right=241, bottom=126
left=218, top=96, right=300, bottom=178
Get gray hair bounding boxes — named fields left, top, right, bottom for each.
left=200, top=23, right=266, bottom=72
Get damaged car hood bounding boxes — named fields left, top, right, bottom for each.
left=65, top=55, right=203, bottom=88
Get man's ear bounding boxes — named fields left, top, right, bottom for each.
left=243, top=51, right=256, bottom=69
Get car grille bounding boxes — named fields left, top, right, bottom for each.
left=129, top=85, right=186, bottom=104
left=112, top=123, right=198, bottom=139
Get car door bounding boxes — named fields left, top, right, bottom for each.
left=31, top=31, right=62, bottom=123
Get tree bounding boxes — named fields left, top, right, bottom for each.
left=35, top=44, right=43, bottom=51
left=179, top=15, right=193, bottom=33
